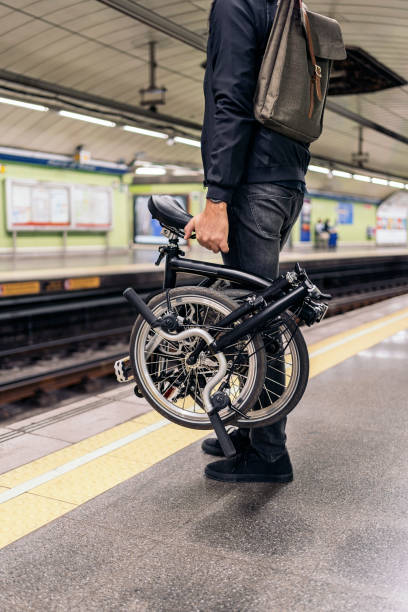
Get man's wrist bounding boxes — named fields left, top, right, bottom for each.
left=206, top=185, right=233, bottom=205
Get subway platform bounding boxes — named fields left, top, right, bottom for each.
left=1, top=244, right=408, bottom=281
left=1, top=294, right=407, bottom=611
left=1, top=245, right=407, bottom=305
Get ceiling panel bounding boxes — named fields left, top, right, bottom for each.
left=0, top=0, right=405, bottom=192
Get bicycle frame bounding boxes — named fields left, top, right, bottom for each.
left=162, top=237, right=271, bottom=291
left=159, top=237, right=313, bottom=347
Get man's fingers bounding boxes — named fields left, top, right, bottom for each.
left=196, top=235, right=228, bottom=254
left=184, top=218, right=195, bottom=239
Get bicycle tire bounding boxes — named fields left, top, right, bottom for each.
left=129, top=286, right=266, bottom=430
left=235, top=313, right=309, bottom=428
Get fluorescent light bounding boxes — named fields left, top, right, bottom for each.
left=174, top=136, right=201, bottom=148
left=353, top=174, right=371, bottom=182
left=405, top=185, right=408, bottom=190
left=332, top=170, right=352, bottom=179
left=172, top=168, right=201, bottom=176
left=135, top=166, right=166, bottom=176
left=58, top=110, right=115, bottom=127
left=123, top=125, right=168, bottom=139
left=372, top=177, right=388, bottom=186
left=0, top=96, right=48, bottom=112
left=389, top=180, right=405, bottom=189
left=308, top=165, right=330, bottom=174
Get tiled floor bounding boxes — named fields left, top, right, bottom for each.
left=0, top=296, right=407, bottom=611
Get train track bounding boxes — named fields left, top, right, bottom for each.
left=1, top=282, right=407, bottom=409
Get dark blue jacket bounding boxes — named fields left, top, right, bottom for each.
left=201, top=0, right=311, bottom=204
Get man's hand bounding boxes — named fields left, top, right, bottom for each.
left=184, top=199, right=229, bottom=254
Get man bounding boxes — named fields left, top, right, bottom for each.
left=184, top=0, right=310, bottom=483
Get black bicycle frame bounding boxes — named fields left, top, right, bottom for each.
left=158, top=244, right=308, bottom=354
left=163, top=246, right=271, bottom=292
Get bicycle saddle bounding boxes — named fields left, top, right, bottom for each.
left=148, top=195, right=193, bottom=233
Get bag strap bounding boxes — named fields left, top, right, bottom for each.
left=299, top=0, right=323, bottom=118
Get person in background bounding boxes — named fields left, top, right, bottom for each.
left=184, top=0, right=310, bottom=483
left=314, top=218, right=324, bottom=248
left=328, top=224, right=338, bottom=249
left=320, top=218, right=331, bottom=248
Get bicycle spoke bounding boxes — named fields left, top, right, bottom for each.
left=264, top=375, right=287, bottom=388
left=182, top=369, right=192, bottom=411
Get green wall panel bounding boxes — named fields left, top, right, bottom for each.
left=0, top=162, right=129, bottom=250
left=0, top=167, right=378, bottom=251
left=310, top=197, right=377, bottom=243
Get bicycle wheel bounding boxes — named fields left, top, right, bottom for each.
left=234, top=313, right=309, bottom=428
left=129, top=287, right=266, bottom=429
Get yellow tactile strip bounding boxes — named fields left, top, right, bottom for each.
left=0, top=306, right=407, bottom=549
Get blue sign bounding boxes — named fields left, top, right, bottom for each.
left=337, top=201, right=354, bottom=224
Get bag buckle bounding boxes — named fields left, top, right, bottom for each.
left=314, top=64, right=322, bottom=78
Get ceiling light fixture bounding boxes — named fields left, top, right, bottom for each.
left=123, top=125, right=168, bottom=139
left=174, top=136, right=201, bottom=148
left=332, top=170, right=352, bottom=179
left=135, top=166, right=166, bottom=176
left=308, top=165, right=330, bottom=174
left=389, top=180, right=405, bottom=189
left=371, top=177, right=389, bottom=186
left=353, top=174, right=371, bottom=182
left=0, top=96, right=48, bottom=112
left=58, top=110, right=116, bottom=127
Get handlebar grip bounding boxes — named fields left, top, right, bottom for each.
left=320, top=292, right=333, bottom=301
left=123, top=288, right=159, bottom=326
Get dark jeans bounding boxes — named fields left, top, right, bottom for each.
left=222, top=183, right=304, bottom=462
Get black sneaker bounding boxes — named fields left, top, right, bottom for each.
left=205, top=449, right=293, bottom=483
left=201, top=428, right=251, bottom=457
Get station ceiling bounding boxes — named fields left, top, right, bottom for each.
left=0, top=0, right=407, bottom=198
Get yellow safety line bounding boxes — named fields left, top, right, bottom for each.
left=1, top=306, right=407, bottom=549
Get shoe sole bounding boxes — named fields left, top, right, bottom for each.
left=204, top=469, right=293, bottom=483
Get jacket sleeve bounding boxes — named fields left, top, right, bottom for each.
left=205, top=0, right=260, bottom=204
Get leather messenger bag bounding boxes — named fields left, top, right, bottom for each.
left=254, top=0, right=347, bottom=144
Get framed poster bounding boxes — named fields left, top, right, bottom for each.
left=336, top=201, right=354, bottom=225
left=6, top=179, right=70, bottom=230
left=134, top=194, right=188, bottom=244
left=71, top=186, right=113, bottom=230
left=6, top=179, right=113, bottom=232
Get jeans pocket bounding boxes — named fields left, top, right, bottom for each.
left=247, top=189, right=295, bottom=239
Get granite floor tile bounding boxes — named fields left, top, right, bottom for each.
left=0, top=432, right=69, bottom=474
left=34, top=400, right=151, bottom=443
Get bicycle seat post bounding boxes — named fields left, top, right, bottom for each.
left=161, top=229, right=184, bottom=290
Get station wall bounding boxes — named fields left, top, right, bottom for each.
left=0, top=162, right=129, bottom=252
left=131, top=185, right=378, bottom=246
left=0, top=166, right=379, bottom=252
left=292, top=194, right=378, bottom=245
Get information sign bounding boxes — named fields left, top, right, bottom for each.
left=6, top=179, right=113, bottom=231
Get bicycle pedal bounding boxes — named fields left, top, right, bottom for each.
left=114, top=356, right=134, bottom=383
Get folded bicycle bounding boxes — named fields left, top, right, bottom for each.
left=115, top=195, right=331, bottom=457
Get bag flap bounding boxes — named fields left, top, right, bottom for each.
left=305, top=10, right=347, bottom=60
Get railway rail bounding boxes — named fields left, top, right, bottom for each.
left=1, top=265, right=407, bottom=408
